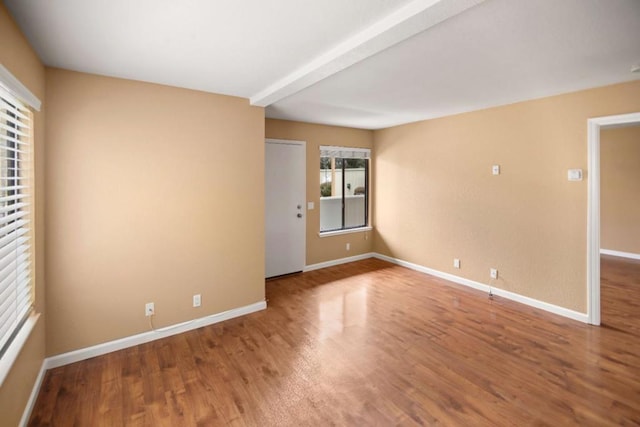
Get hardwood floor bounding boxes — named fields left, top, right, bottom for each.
left=601, top=254, right=640, bottom=334
left=28, top=257, right=640, bottom=426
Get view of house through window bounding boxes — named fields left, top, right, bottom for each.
left=319, top=146, right=370, bottom=232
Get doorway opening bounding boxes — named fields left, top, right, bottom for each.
left=587, top=112, right=640, bottom=325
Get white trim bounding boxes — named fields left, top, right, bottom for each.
left=0, top=64, right=41, bottom=111
left=18, top=245, right=598, bottom=422
left=587, top=118, right=601, bottom=325
left=372, top=253, right=588, bottom=323
left=319, top=226, right=372, bottom=238
left=265, top=138, right=306, bottom=146
left=319, top=146, right=371, bottom=159
left=45, top=301, right=266, bottom=369
left=304, top=252, right=374, bottom=272
left=304, top=252, right=589, bottom=322
left=373, top=252, right=488, bottom=291
left=0, top=313, right=40, bottom=387
left=19, top=360, right=47, bottom=427
left=600, top=249, right=640, bottom=261
left=319, top=146, right=370, bottom=154
left=587, top=112, right=640, bottom=325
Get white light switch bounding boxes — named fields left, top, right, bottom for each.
left=492, top=165, right=500, bottom=175
left=307, top=202, right=314, bottom=210
left=568, top=169, right=583, bottom=181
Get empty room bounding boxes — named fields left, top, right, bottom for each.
left=1, top=0, right=640, bottom=425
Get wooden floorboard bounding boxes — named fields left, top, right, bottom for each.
left=28, top=257, right=640, bottom=426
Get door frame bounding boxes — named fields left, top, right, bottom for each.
left=587, top=111, right=640, bottom=325
left=265, top=138, right=307, bottom=276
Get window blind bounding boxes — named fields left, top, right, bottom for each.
left=320, top=146, right=370, bottom=159
left=0, top=84, right=33, bottom=357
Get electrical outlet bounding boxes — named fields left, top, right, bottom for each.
left=346, top=243, right=350, bottom=251
left=453, top=258, right=460, bottom=269
left=490, top=268, right=498, bottom=279
left=193, top=294, right=201, bottom=308
left=145, top=302, right=155, bottom=316
left=492, top=165, right=500, bottom=175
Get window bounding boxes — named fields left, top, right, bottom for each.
left=0, top=84, right=33, bottom=361
left=319, top=146, right=370, bottom=233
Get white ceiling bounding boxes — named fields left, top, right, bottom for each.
left=5, top=0, right=640, bottom=129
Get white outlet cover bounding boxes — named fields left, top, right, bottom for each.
left=492, top=165, right=500, bottom=175
left=307, top=201, right=314, bottom=210
left=145, top=302, right=154, bottom=316
left=453, top=258, right=460, bottom=268
left=193, top=294, right=201, bottom=307
left=490, top=269, right=498, bottom=279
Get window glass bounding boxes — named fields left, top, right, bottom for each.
left=319, top=153, right=368, bottom=232
left=344, top=158, right=367, bottom=229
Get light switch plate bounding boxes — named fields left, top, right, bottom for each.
left=307, top=202, right=314, bottom=210
left=568, top=169, right=583, bottom=181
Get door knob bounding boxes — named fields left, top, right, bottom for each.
left=297, top=213, right=303, bottom=218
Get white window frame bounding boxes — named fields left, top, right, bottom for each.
left=0, top=64, right=40, bottom=387
left=319, top=145, right=371, bottom=235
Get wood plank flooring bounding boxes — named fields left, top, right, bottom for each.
left=28, top=257, right=640, bottom=426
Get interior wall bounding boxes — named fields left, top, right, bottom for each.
left=45, top=69, right=265, bottom=356
left=0, top=3, right=46, bottom=426
left=601, top=126, right=640, bottom=255
left=373, top=80, right=640, bottom=313
left=265, top=119, right=373, bottom=266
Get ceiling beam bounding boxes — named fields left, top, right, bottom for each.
left=250, top=0, right=485, bottom=107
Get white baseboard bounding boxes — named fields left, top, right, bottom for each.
left=600, top=248, right=640, bottom=260
left=20, top=361, right=47, bottom=427
left=20, top=250, right=591, bottom=423
left=44, top=301, right=267, bottom=370
left=38, top=252, right=590, bottom=369
left=372, top=253, right=588, bottom=323
left=304, top=252, right=374, bottom=272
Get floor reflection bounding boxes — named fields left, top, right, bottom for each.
left=318, top=284, right=368, bottom=339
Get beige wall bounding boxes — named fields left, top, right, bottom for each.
left=374, top=81, right=640, bottom=313
left=45, top=69, right=265, bottom=355
left=0, top=4, right=46, bottom=426
left=601, top=126, right=640, bottom=255
left=1, top=4, right=638, bottom=421
left=265, top=119, right=374, bottom=265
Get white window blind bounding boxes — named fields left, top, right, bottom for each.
left=0, top=84, right=33, bottom=357
left=320, top=146, right=370, bottom=159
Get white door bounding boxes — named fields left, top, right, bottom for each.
left=265, top=139, right=306, bottom=278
